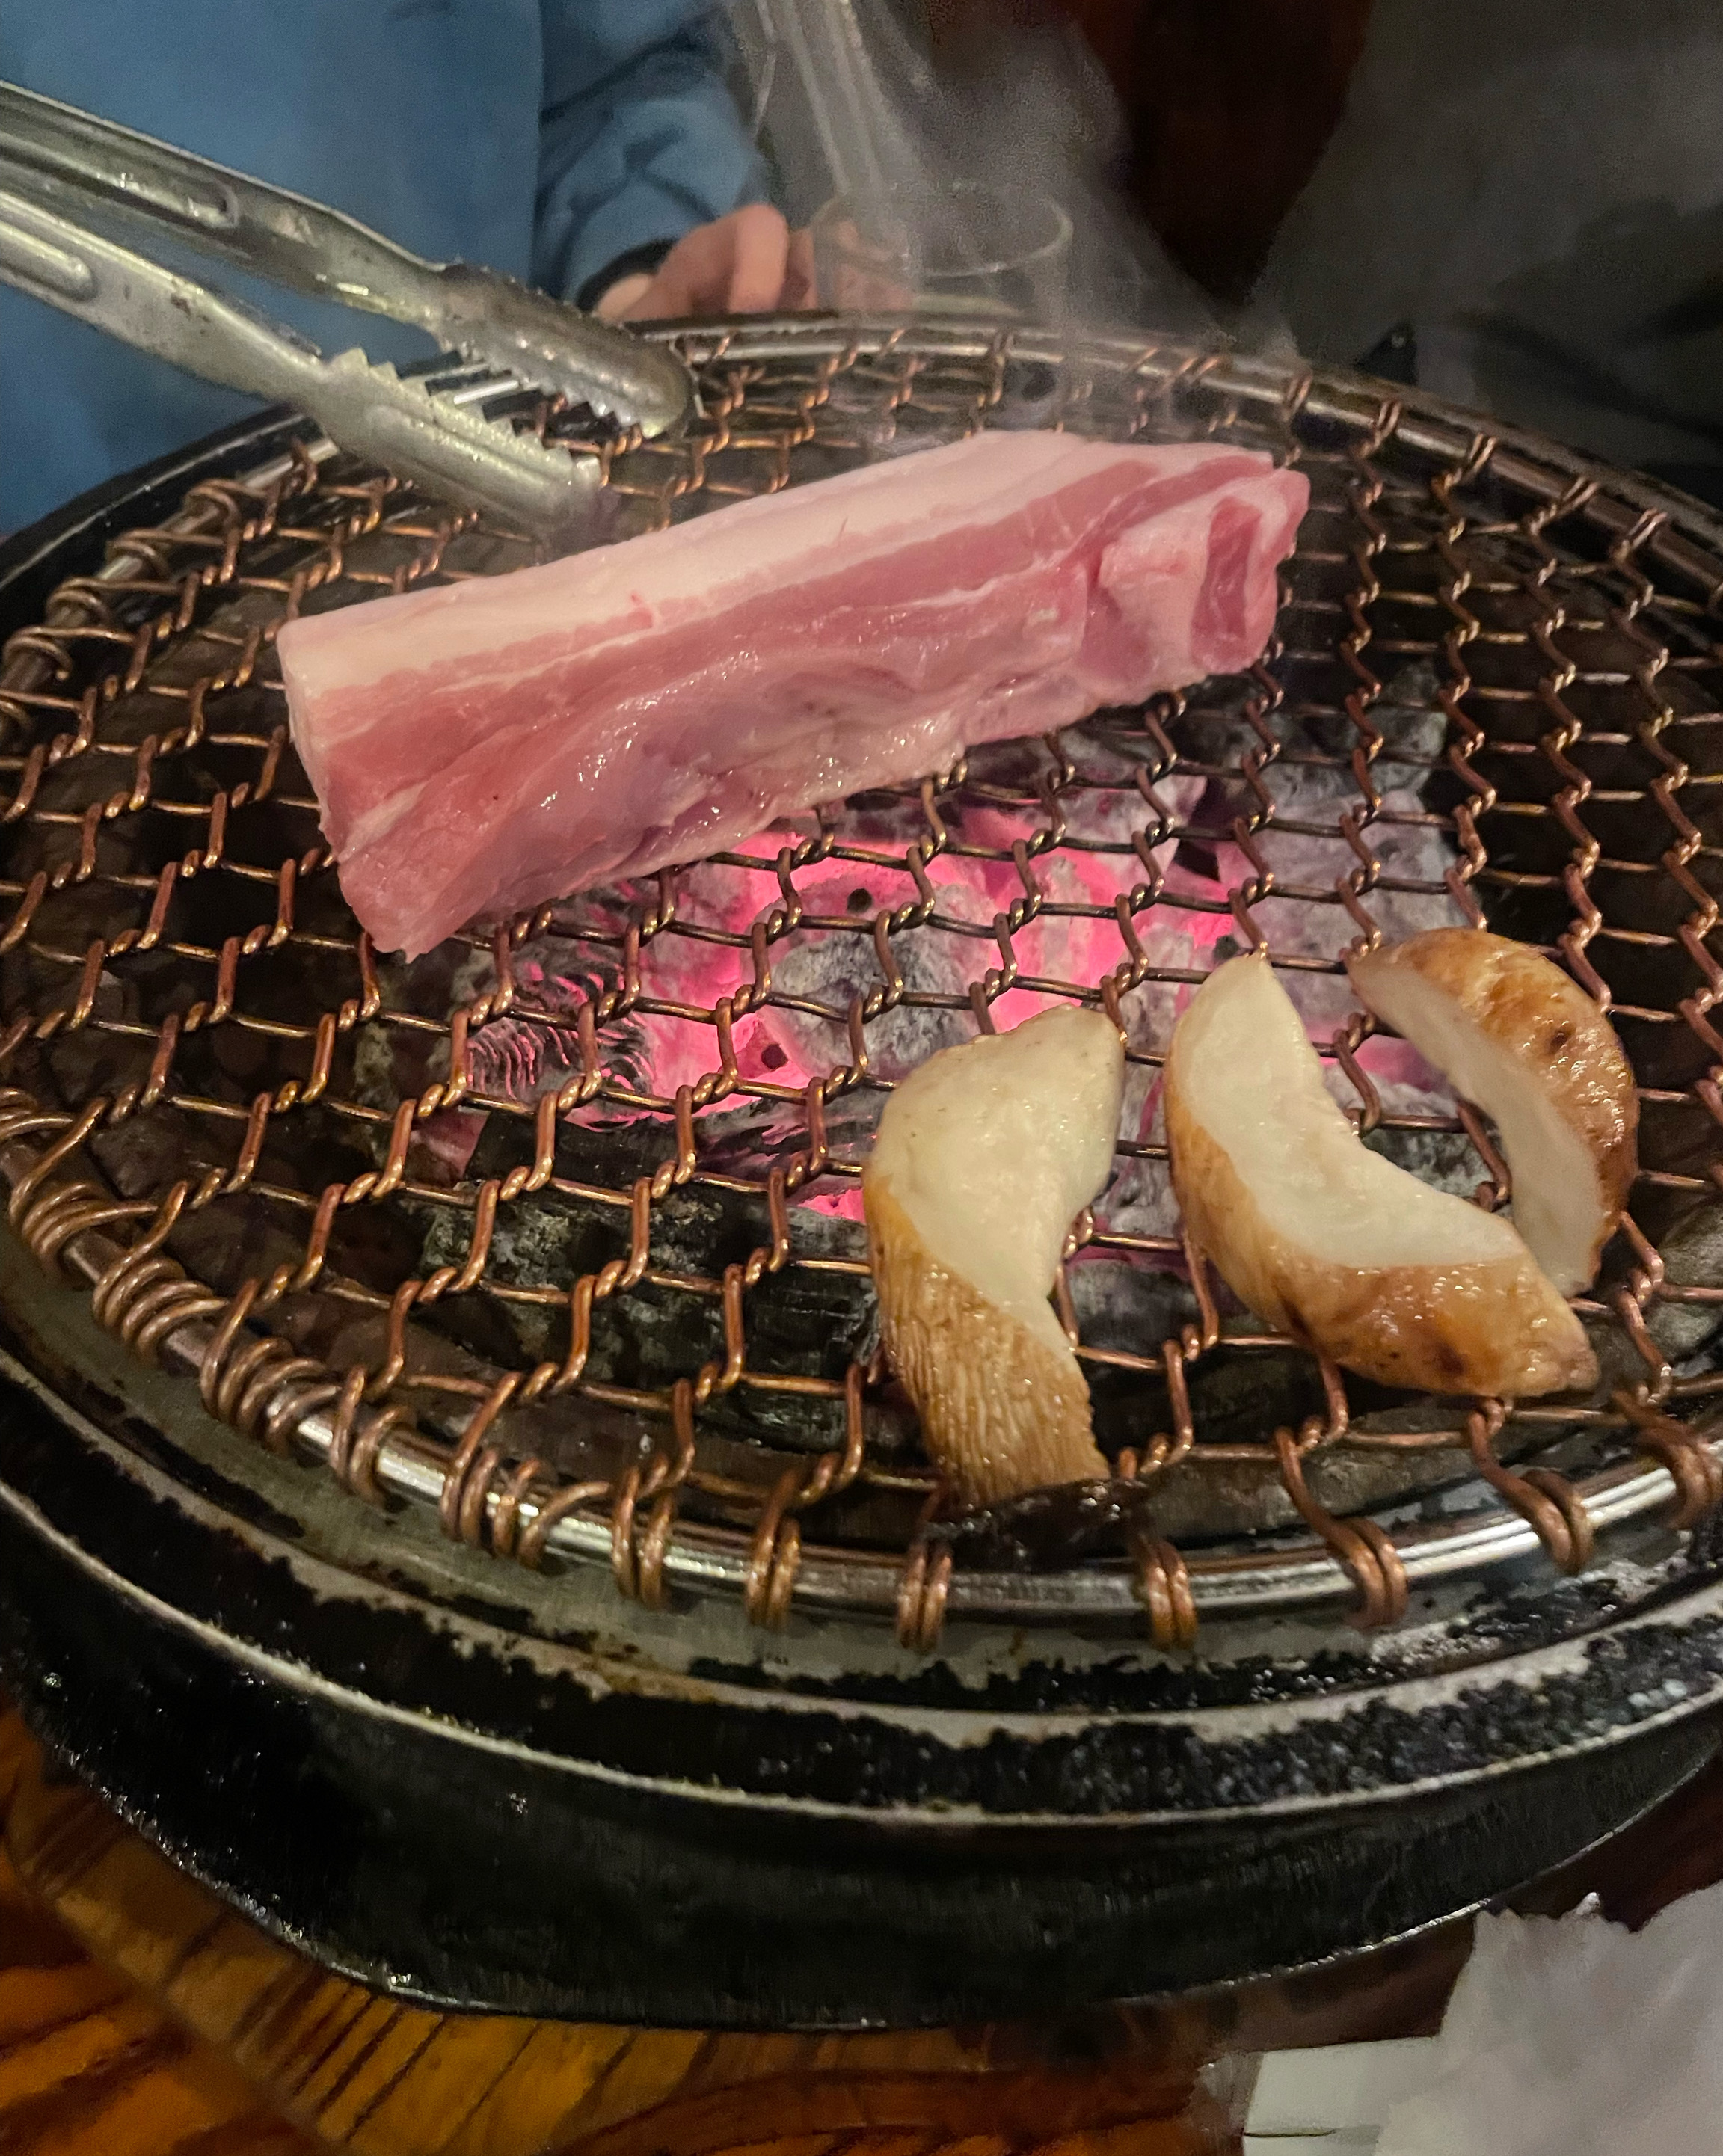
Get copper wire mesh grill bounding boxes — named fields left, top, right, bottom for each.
left=3, top=317, right=1723, bottom=1652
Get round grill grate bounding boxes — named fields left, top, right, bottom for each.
left=2, top=317, right=1722, bottom=1650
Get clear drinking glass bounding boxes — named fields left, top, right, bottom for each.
left=810, top=182, right=1072, bottom=319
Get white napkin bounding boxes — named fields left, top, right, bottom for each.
left=1376, top=1882, right=1723, bottom=2156
left=1244, top=2039, right=1437, bottom=2151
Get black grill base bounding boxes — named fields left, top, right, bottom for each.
left=1, top=1350, right=1716, bottom=2028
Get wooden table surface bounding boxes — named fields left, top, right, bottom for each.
left=4, top=1701, right=1722, bottom=2156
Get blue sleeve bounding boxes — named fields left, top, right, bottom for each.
left=532, top=0, right=771, bottom=304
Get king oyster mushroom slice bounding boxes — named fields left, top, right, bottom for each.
left=1165, top=953, right=1596, bottom=1398
left=864, top=1005, right=1123, bottom=1506
left=1347, top=928, right=1638, bottom=1296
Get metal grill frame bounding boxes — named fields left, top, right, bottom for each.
left=1, top=316, right=1722, bottom=1650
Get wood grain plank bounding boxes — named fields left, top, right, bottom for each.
left=553, top=2064, right=1210, bottom=2156
left=0, top=1852, right=87, bottom=1983
left=0, top=1965, right=129, bottom=2049
left=0, top=1757, right=325, bottom=2156
left=159, top=2122, right=314, bottom=2156
left=345, top=2017, right=553, bottom=2155
left=16, top=1701, right=1720, bottom=2156
left=0, top=1706, right=1243, bottom=2155
left=547, top=2031, right=713, bottom=2144
left=817, top=2134, right=944, bottom=2156
left=0, top=1993, right=175, bottom=2110
left=164, top=1917, right=330, bottom=2069
left=2, top=2036, right=254, bottom=2156
left=882, top=2140, right=1007, bottom=2156
left=437, top=2024, right=636, bottom=2156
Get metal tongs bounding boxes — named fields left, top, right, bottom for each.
left=0, top=80, right=694, bottom=538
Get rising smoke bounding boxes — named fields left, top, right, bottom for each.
left=733, top=0, right=1225, bottom=337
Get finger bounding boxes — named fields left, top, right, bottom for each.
left=628, top=207, right=791, bottom=321
left=782, top=227, right=817, bottom=311
left=598, top=271, right=655, bottom=321
left=627, top=226, right=722, bottom=321
left=724, top=204, right=791, bottom=314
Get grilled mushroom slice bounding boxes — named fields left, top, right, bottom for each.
left=1347, top=929, right=1637, bottom=1295
left=1166, top=954, right=1596, bottom=1398
left=864, top=1006, right=1122, bottom=1506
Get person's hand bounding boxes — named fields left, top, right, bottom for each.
left=597, top=206, right=814, bottom=322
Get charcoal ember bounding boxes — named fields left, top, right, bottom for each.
left=1651, top=1203, right=1723, bottom=1365
left=405, top=1183, right=721, bottom=1413
left=88, top=1102, right=216, bottom=1200
left=933, top=1477, right=1167, bottom=1569
left=1247, top=814, right=1464, bottom=1035
left=351, top=987, right=457, bottom=1123
left=666, top=1409, right=924, bottom=1546
left=1083, top=1452, right=1277, bottom=1542
left=689, top=1088, right=886, bottom=1185
left=652, top=1183, right=879, bottom=1422
left=1113, top=923, right=1200, bottom=1056
left=467, top=1013, right=585, bottom=1108
left=162, top=1190, right=304, bottom=1300
left=1078, top=696, right=1467, bottom=1239
left=1075, top=1288, right=1368, bottom=1540
left=924, top=847, right=1152, bottom=1025
left=474, top=930, right=657, bottom=1102
left=407, top=1139, right=885, bottom=1455
left=1361, top=1120, right=1479, bottom=1203
left=351, top=1020, right=414, bottom=1117
left=1069, top=1258, right=1203, bottom=1458
left=265, top=1272, right=651, bottom=1478
left=1102, top=1031, right=1200, bottom=1250
left=808, top=404, right=904, bottom=461
left=874, top=395, right=977, bottom=459
left=360, top=939, right=484, bottom=1056
left=993, top=357, right=1062, bottom=431
left=346, top=953, right=499, bottom=1186
left=823, top=788, right=945, bottom=853
left=1182, top=1336, right=1334, bottom=1450
left=458, top=1091, right=779, bottom=1194
left=1070, top=1256, right=1198, bottom=1347
left=1290, top=1433, right=1475, bottom=1523
left=1118, top=1416, right=1509, bottom=1543
left=1263, top=692, right=1448, bottom=841
left=1102, top=1151, right=1179, bottom=1245
left=522, top=1081, right=886, bottom=1198
left=1069, top=1248, right=1615, bottom=1535
left=777, top=1476, right=928, bottom=1549
left=1197, top=675, right=1464, bottom=1032
left=1584, top=1200, right=1723, bottom=1396
left=769, top=871, right=972, bottom=1081
left=34, top=942, right=197, bottom=1117
left=1636, top=1095, right=1723, bottom=1188
left=1071, top=762, right=1208, bottom=851
left=1102, top=993, right=1196, bottom=1250
left=961, top=734, right=1072, bottom=797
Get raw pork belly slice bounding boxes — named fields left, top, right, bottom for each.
left=279, top=430, right=1307, bottom=956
